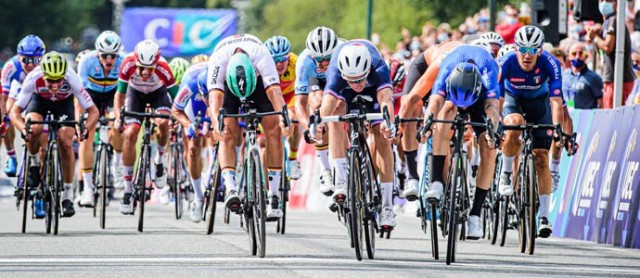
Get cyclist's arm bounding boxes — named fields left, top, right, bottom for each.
left=265, top=85, right=286, bottom=112
left=562, top=106, right=573, bottom=134
left=377, top=87, right=394, bottom=119
left=208, top=89, right=224, bottom=131
left=550, top=96, right=564, bottom=127
left=10, top=76, right=35, bottom=133
left=172, top=87, right=195, bottom=128
left=400, top=64, right=438, bottom=119
left=484, top=98, right=501, bottom=132
left=319, top=91, right=338, bottom=118
left=295, top=94, right=310, bottom=129
left=114, top=82, right=126, bottom=120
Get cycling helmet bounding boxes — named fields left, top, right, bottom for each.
left=226, top=53, right=257, bottom=100
left=497, top=44, right=517, bottom=58
left=471, top=39, right=494, bottom=56
left=191, top=54, right=209, bottom=64
left=134, top=39, right=161, bottom=67
left=514, top=25, right=545, bottom=49
left=305, top=26, right=338, bottom=58
left=41, top=51, right=68, bottom=80
left=337, top=43, right=371, bottom=82
left=265, top=36, right=291, bottom=58
left=389, top=59, right=406, bottom=87
left=95, top=30, right=122, bottom=54
left=75, top=49, right=91, bottom=64
left=446, top=62, right=483, bottom=108
left=169, top=57, right=191, bottom=85
left=479, top=32, right=505, bottom=47
left=17, top=35, right=45, bottom=56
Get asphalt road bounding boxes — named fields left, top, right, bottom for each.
left=1, top=195, right=639, bottom=278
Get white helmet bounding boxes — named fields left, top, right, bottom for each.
left=497, top=44, right=517, bottom=58
left=471, top=39, right=493, bottom=56
left=95, top=31, right=122, bottom=54
left=134, top=39, right=161, bottom=66
left=480, top=32, right=505, bottom=47
left=514, top=25, right=545, bottom=49
left=306, top=26, right=339, bottom=58
left=338, top=43, right=371, bottom=81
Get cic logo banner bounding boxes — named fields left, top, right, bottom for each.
left=121, top=8, right=237, bottom=57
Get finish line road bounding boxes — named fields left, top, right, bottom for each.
left=0, top=198, right=638, bottom=278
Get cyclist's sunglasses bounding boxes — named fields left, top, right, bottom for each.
left=274, top=55, right=289, bottom=63
left=346, top=76, right=367, bottom=85
left=100, top=53, right=118, bottom=60
left=44, top=77, right=64, bottom=83
left=313, top=54, right=331, bottom=63
left=517, top=46, right=541, bottom=56
left=21, top=56, right=41, bottom=65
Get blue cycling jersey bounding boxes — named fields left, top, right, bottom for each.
left=174, top=62, right=208, bottom=111
left=294, top=49, right=327, bottom=95
left=498, top=50, right=563, bottom=99
left=77, top=50, right=123, bottom=93
left=433, top=45, right=501, bottom=100
left=324, top=39, right=391, bottom=99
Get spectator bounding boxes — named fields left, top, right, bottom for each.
left=437, top=23, right=451, bottom=43
left=550, top=47, right=570, bottom=69
left=587, top=0, right=636, bottom=108
left=629, top=51, right=640, bottom=104
left=562, top=42, right=604, bottom=109
left=496, top=5, right=523, bottom=43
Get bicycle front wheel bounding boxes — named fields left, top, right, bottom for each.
left=136, top=145, right=150, bottom=233
left=52, top=147, right=62, bottom=235
left=249, top=149, right=266, bottom=258
left=348, top=152, right=363, bottom=261
left=98, top=146, right=109, bottom=229
left=361, top=148, right=377, bottom=260
left=206, top=160, right=221, bottom=235
left=277, top=159, right=288, bottom=235
left=21, top=155, right=30, bottom=234
left=526, top=154, right=537, bottom=255
left=446, top=153, right=461, bottom=265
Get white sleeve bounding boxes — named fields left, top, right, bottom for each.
left=15, top=73, right=36, bottom=109
left=8, top=79, right=22, bottom=100
left=207, top=50, right=228, bottom=92
left=67, top=70, right=95, bottom=109
left=254, top=46, right=280, bottom=88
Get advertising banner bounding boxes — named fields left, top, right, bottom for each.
left=121, top=8, right=237, bottom=57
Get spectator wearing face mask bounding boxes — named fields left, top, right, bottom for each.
left=496, top=5, right=523, bottom=43
left=437, top=23, right=451, bottom=43
left=587, top=0, right=636, bottom=108
left=562, top=42, right=604, bottom=109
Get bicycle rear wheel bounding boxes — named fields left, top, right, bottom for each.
left=446, top=154, right=461, bottom=265
left=361, top=150, right=377, bottom=260
left=21, top=155, right=30, bottom=234
left=498, top=195, right=509, bottom=247
left=277, top=160, right=288, bottom=234
left=52, top=148, right=61, bottom=235
left=526, top=155, right=537, bottom=255
left=517, top=161, right=527, bottom=253
left=348, top=153, right=363, bottom=261
left=429, top=203, right=439, bottom=260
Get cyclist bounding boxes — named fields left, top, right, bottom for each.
left=265, top=35, right=302, bottom=180
left=76, top=30, right=123, bottom=207
left=1, top=35, right=45, bottom=177
left=294, top=26, right=340, bottom=196
left=479, top=31, right=506, bottom=58
left=208, top=34, right=291, bottom=220
left=497, top=26, right=564, bottom=238
left=388, top=59, right=412, bottom=192
left=313, top=40, right=397, bottom=229
left=191, top=54, right=209, bottom=65
left=172, top=61, right=210, bottom=222
left=398, top=41, right=462, bottom=200
left=420, top=44, right=501, bottom=240
left=114, top=39, right=177, bottom=215
left=10, top=51, right=99, bottom=217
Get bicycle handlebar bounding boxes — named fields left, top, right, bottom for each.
left=217, top=104, right=290, bottom=133
left=501, top=123, right=563, bottom=145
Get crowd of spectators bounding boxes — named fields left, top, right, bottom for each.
left=380, top=0, right=640, bottom=110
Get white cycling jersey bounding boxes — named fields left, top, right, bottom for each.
left=16, top=67, right=94, bottom=110
left=206, top=34, right=280, bottom=92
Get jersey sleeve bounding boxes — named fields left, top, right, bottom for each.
left=481, top=58, right=501, bottom=99
left=432, top=60, right=454, bottom=98
left=77, top=55, right=92, bottom=89
left=15, top=72, right=36, bottom=109
left=1, top=61, right=17, bottom=95
left=68, top=69, right=95, bottom=109
left=323, top=65, right=347, bottom=100
left=207, top=51, right=227, bottom=92
left=173, top=82, right=195, bottom=111
left=545, top=54, right=564, bottom=98
left=371, top=61, right=393, bottom=92
left=295, top=54, right=310, bottom=95
left=254, top=46, right=281, bottom=89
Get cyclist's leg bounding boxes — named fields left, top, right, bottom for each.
left=499, top=93, right=524, bottom=196
left=401, top=97, right=423, bottom=200
left=150, top=88, right=172, bottom=188
left=309, top=85, right=333, bottom=193
left=120, top=87, right=144, bottom=214
left=426, top=96, right=457, bottom=201
left=370, top=122, right=396, bottom=227
left=286, top=96, right=301, bottom=179
left=327, top=96, right=348, bottom=201
left=78, top=91, right=102, bottom=206
left=217, top=84, right=241, bottom=209
left=549, top=106, right=573, bottom=192
left=55, top=98, right=78, bottom=217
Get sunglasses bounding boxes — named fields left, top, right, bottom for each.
left=44, top=77, right=64, bottom=83
left=313, top=55, right=331, bottom=63
left=517, top=46, right=541, bottom=55
left=100, top=53, right=118, bottom=60
left=346, top=77, right=367, bottom=84
left=21, top=56, right=41, bottom=65
left=570, top=51, right=584, bottom=57
left=273, top=55, right=289, bottom=63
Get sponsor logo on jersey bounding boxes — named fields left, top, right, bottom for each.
left=60, top=82, right=71, bottom=92
left=533, top=76, right=541, bottom=84
left=510, top=77, right=525, bottom=82
left=210, top=66, right=220, bottom=84
left=553, top=89, right=561, bottom=96
left=95, top=66, right=102, bottom=73
left=487, top=92, right=497, bottom=98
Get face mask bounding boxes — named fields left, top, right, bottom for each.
left=633, top=64, right=640, bottom=72
left=507, top=17, right=518, bottom=24
left=467, top=27, right=477, bottom=34
left=572, top=24, right=583, bottom=34
left=570, top=58, right=586, bottom=68
left=438, top=33, right=449, bottom=42
left=599, top=1, right=614, bottom=17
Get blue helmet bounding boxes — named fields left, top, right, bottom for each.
left=446, top=62, right=483, bottom=108
left=264, top=36, right=291, bottom=58
left=17, top=35, right=45, bottom=56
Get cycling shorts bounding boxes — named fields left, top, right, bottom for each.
left=309, top=77, right=326, bottom=93
left=502, top=93, right=553, bottom=149
left=340, top=86, right=382, bottom=127
left=124, top=86, right=172, bottom=125
left=25, top=94, right=75, bottom=127
left=223, top=79, right=274, bottom=114
left=87, top=88, right=116, bottom=113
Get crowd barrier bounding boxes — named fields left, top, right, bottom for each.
left=551, top=106, right=640, bottom=249
left=293, top=106, right=640, bottom=249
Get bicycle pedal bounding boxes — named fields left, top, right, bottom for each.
left=329, top=202, right=339, bottom=213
